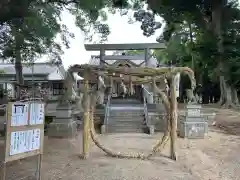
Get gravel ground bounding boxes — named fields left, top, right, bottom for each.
left=1, top=106, right=240, bottom=180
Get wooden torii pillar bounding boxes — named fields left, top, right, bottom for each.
left=82, top=70, right=90, bottom=159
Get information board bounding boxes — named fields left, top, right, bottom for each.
left=4, top=101, right=45, bottom=162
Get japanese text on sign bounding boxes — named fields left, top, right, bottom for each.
left=10, top=102, right=44, bottom=126
left=10, top=129, right=41, bottom=155
left=11, top=103, right=29, bottom=126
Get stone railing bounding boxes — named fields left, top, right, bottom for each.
left=142, top=85, right=154, bottom=103
left=101, top=91, right=111, bottom=133
left=103, top=93, right=111, bottom=125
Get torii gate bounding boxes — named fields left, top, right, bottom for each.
left=84, top=42, right=166, bottom=67
left=85, top=43, right=166, bottom=99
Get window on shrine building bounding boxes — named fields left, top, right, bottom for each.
left=52, top=82, right=63, bottom=95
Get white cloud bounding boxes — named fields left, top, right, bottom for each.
left=42, top=10, right=165, bottom=69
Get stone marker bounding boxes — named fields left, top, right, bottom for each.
left=101, top=124, right=106, bottom=134
left=179, top=104, right=208, bottom=139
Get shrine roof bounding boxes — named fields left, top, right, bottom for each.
left=0, top=63, right=65, bottom=77
left=88, top=55, right=158, bottom=68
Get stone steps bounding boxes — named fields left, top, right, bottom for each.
left=107, top=122, right=145, bottom=127
left=110, top=98, right=142, bottom=105
left=108, top=117, right=144, bottom=123
left=107, top=126, right=144, bottom=133
left=108, top=117, right=144, bottom=125
left=109, top=112, right=144, bottom=117
left=109, top=105, right=143, bottom=109
left=103, top=98, right=146, bottom=133
left=107, top=119, right=145, bottom=133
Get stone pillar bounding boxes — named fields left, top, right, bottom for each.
left=144, top=48, right=154, bottom=103
left=152, top=77, right=156, bottom=103
left=144, top=48, right=150, bottom=66
left=112, top=80, right=116, bottom=95
left=98, top=48, right=105, bottom=104
left=97, top=90, right=104, bottom=104
left=110, top=75, right=113, bottom=94
left=143, top=83, right=153, bottom=103
left=99, top=48, right=105, bottom=66
left=101, top=124, right=106, bottom=134
left=9, top=83, right=15, bottom=98
left=4, top=83, right=7, bottom=91
left=149, top=125, right=155, bottom=135
left=129, top=76, right=133, bottom=95
left=48, top=103, right=77, bottom=138
left=97, top=75, right=105, bottom=104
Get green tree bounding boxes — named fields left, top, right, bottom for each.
left=133, top=0, right=240, bottom=107
left=0, top=3, right=68, bottom=99
left=0, top=0, right=116, bottom=99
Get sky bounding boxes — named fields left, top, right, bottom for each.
left=59, top=10, right=164, bottom=69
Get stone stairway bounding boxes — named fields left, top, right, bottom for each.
left=106, top=98, right=146, bottom=133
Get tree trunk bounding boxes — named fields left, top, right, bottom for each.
left=170, top=75, right=178, bottom=161
left=212, top=2, right=233, bottom=107
left=231, top=86, right=239, bottom=106
left=188, top=22, right=194, bottom=70
left=219, top=76, right=235, bottom=108
left=13, top=26, right=24, bottom=100
left=15, top=51, right=24, bottom=100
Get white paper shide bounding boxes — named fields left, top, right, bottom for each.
left=10, top=129, right=41, bottom=156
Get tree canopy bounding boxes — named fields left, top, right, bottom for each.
left=1, top=0, right=240, bottom=107
left=144, top=0, right=240, bottom=107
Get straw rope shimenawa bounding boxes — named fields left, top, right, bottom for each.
left=64, top=64, right=195, bottom=161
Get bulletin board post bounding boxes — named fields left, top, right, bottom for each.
left=1, top=100, right=45, bottom=180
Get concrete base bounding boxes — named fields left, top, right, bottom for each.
left=101, top=125, right=106, bottom=134
left=47, top=120, right=77, bottom=138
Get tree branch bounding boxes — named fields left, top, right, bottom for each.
left=46, top=0, right=78, bottom=6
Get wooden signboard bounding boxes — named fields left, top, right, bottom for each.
left=2, top=101, right=45, bottom=180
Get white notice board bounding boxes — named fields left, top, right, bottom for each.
left=29, top=103, right=45, bottom=125
left=4, top=101, right=44, bottom=162
left=10, top=129, right=41, bottom=156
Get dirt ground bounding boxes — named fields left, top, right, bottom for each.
left=1, top=105, right=240, bottom=180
